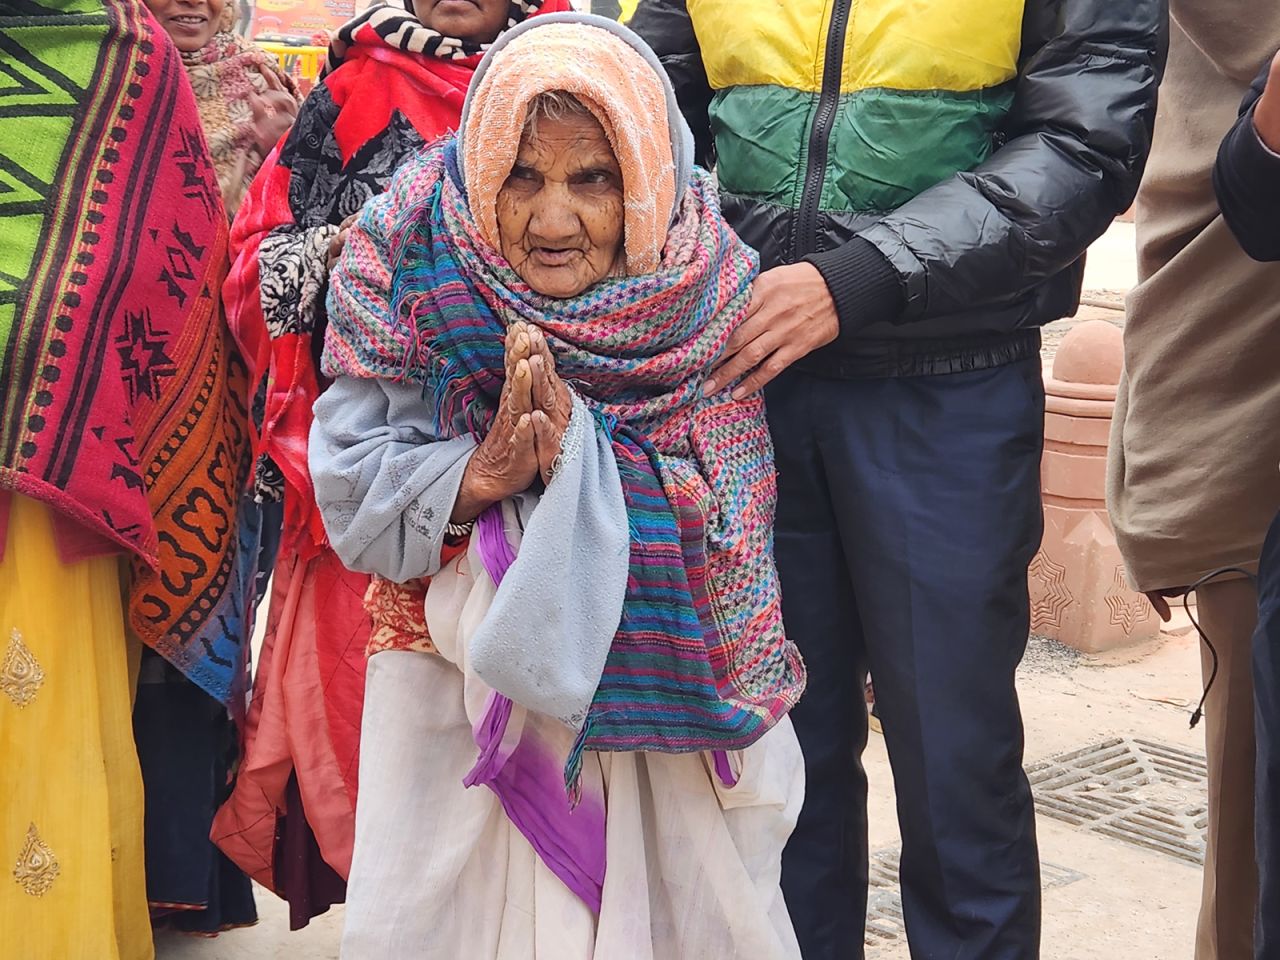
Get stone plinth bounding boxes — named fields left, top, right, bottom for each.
left=1030, top=320, right=1159, bottom=653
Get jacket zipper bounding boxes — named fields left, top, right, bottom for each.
left=792, top=0, right=854, bottom=259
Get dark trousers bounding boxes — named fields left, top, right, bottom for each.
left=769, top=359, right=1044, bottom=960
left=1256, top=513, right=1280, bottom=959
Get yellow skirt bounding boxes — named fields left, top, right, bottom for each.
left=0, top=494, right=152, bottom=960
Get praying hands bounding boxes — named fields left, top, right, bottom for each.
left=451, top=322, right=573, bottom=523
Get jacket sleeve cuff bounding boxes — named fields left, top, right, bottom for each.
left=1237, top=103, right=1280, bottom=171
left=1215, top=103, right=1280, bottom=262
left=804, top=237, right=905, bottom=333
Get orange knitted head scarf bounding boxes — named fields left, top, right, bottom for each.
left=457, top=14, right=694, bottom=275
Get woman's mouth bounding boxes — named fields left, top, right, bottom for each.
left=169, top=14, right=208, bottom=27
left=432, top=0, right=482, bottom=13
left=531, top=248, right=581, bottom=267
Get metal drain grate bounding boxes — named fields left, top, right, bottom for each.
left=865, top=848, right=1084, bottom=951
left=1028, top=737, right=1208, bottom=865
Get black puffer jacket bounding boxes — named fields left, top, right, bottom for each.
left=630, top=0, right=1167, bottom=378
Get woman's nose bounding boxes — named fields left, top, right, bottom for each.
left=528, top=186, right=580, bottom=242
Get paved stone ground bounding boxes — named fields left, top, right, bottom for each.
left=159, top=222, right=1203, bottom=960
left=864, top=626, right=1208, bottom=959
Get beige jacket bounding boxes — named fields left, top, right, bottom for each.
left=1108, top=3, right=1280, bottom=592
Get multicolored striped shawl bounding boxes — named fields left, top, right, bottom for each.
left=324, top=141, right=805, bottom=770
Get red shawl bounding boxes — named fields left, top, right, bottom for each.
left=0, top=1, right=252, bottom=698
left=1, top=1, right=226, bottom=561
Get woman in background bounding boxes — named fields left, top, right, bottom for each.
left=136, top=0, right=298, bottom=936
left=148, top=0, right=298, bottom=217
left=213, top=0, right=569, bottom=929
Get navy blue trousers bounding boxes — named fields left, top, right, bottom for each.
left=768, top=359, right=1044, bottom=960
left=1255, top=513, right=1280, bottom=959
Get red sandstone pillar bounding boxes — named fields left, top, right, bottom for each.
left=1030, top=320, right=1159, bottom=653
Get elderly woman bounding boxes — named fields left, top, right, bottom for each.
left=213, top=0, right=567, bottom=924
left=313, top=14, right=806, bottom=958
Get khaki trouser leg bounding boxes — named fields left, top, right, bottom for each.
left=1195, top=578, right=1259, bottom=960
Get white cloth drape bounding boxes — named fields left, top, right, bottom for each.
left=341, top=539, right=804, bottom=960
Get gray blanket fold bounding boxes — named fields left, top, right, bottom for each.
left=311, top=378, right=629, bottom=726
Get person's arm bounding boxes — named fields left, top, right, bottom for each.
left=313, top=149, right=484, bottom=580
left=815, top=0, right=1165, bottom=329
left=1214, top=52, right=1280, bottom=262
left=320, top=150, right=569, bottom=565
left=707, top=0, right=1166, bottom=398
left=628, top=0, right=714, bottom=167
left=223, top=69, right=301, bottom=219
left=310, top=376, right=476, bottom=582
left=1260, top=55, right=1280, bottom=151
left=1167, top=3, right=1280, bottom=88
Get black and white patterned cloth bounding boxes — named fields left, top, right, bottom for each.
left=324, top=1, right=544, bottom=74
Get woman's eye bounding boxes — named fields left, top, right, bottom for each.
left=509, top=165, right=538, bottom=181
left=575, top=170, right=618, bottom=187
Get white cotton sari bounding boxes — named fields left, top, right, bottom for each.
left=341, top=528, right=805, bottom=960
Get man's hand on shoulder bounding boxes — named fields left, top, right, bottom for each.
left=1254, top=51, right=1280, bottom=153
left=704, top=263, right=839, bottom=400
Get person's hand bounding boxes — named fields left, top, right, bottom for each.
left=1145, top=588, right=1187, bottom=624
left=250, top=72, right=299, bottom=156
left=326, top=214, right=360, bottom=271
left=451, top=324, right=541, bottom=522
left=703, top=262, right=839, bottom=399
left=523, top=325, right=573, bottom=484
left=1255, top=51, right=1280, bottom=153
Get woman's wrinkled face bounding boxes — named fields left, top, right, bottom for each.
left=410, top=0, right=509, bottom=43
left=145, top=0, right=225, bottom=52
left=496, top=111, right=625, bottom=299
